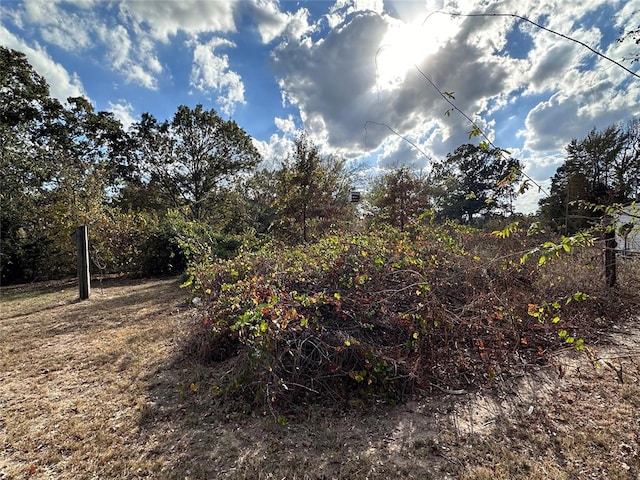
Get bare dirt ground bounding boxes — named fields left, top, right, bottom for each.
left=1, top=278, right=639, bottom=479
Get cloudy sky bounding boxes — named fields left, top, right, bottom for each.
left=1, top=0, right=639, bottom=212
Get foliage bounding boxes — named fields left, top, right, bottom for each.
left=430, top=144, right=522, bottom=223
left=1, top=50, right=254, bottom=284
left=87, top=209, right=186, bottom=277
left=183, top=219, right=624, bottom=411
left=539, top=122, right=640, bottom=233
left=367, top=166, right=431, bottom=230
left=617, top=23, right=640, bottom=64
left=1, top=47, right=60, bottom=283
left=1, top=47, right=133, bottom=283
left=272, top=134, right=355, bottom=243
left=131, top=105, right=261, bottom=222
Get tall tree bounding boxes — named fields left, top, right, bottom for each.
left=274, top=134, right=353, bottom=243
left=1, top=47, right=62, bottom=282
left=539, top=122, right=640, bottom=233
left=368, top=166, right=430, bottom=230
left=132, top=105, right=261, bottom=221
left=1, top=47, right=134, bottom=282
left=431, top=144, right=522, bottom=223
left=47, top=97, right=131, bottom=224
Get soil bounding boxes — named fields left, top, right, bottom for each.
left=1, top=278, right=639, bottom=479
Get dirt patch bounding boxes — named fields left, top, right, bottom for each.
left=1, top=279, right=639, bottom=479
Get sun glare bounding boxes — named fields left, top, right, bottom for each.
left=376, top=18, right=450, bottom=90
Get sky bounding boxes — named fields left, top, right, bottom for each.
left=1, top=0, right=639, bottom=213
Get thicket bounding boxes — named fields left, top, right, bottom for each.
left=183, top=216, right=638, bottom=412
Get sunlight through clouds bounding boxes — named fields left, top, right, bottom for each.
left=375, top=12, right=458, bottom=91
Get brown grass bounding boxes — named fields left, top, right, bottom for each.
left=1, top=277, right=639, bottom=479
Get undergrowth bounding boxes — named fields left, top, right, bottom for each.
left=182, top=219, right=639, bottom=412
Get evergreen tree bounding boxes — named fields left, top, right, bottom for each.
left=539, top=122, right=640, bottom=233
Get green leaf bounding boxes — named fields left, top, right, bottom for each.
left=468, top=125, right=482, bottom=139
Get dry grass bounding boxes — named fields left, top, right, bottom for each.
left=1, top=277, right=639, bottom=479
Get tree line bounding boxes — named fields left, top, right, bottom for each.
left=1, top=45, right=638, bottom=284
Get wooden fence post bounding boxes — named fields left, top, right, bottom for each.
left=602, top=215, right=616, bottom=288
left=74, top=225, right=91, bottom=300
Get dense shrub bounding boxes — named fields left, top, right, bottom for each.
left=185, top=219, right=637, bottom=411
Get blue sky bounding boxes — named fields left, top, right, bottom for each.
left=1, top=0, right=639, bottom=212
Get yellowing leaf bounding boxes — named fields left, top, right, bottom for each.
left=190, top=383, right=199, bottom=392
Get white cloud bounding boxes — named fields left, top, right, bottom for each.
left=271, top=11, right=390, bottom=150
left=107, top=100, right=137, bottom=130
left=326, top=0, right=384, bottom=28
left=3, top=0, right=636, bottom=217
left=96, top=26, right=162, bottom=89
left=120, top=0, right=237, bottom=42
left=99, top=24, right=131, bottom=70
left=245, top=0, right=288, bottom=43
left=0, top=25, right=85, bottom=102
left=274, top=115, right=299, bottom=135
left=253, top=133, right=295, bottom=170
left=190, top=37, right=245, bottom=116
left=23, top=0, right=93, bottom=51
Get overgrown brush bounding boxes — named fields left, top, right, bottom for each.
left=183, top=220, right=638, bottom=411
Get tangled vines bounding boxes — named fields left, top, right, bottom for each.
left=185, top=221, right=637, bottom=411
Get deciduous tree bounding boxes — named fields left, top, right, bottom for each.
left=132, top=105, right=261, bottom=222
left=431, top=144, right=522, bottom=223
left=274, top=134, right=353, bottom=242
left=368, top=166, right=430, bottom=230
